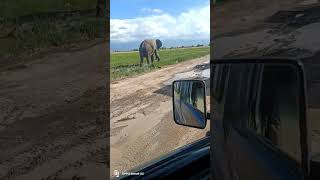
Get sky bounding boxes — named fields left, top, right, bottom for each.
left=110, top=0, right=210, bottom=51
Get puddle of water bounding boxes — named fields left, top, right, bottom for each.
left=299, top=0, right=318, bottom=6
left=201, top=68, right=210, bottom=78
left=164, top=71, right=196, bottom=85
left=293, top=22, right=320, bottom=52
left=164, top=68, right=210, bottom=86
left=214, top=29, right=275, bottom=58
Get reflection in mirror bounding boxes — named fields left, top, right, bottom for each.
left=173, top=80, right=207, bottom=129
left=258, top=64, right=301, bottom=161
left=211, top=62, right=303, bottom=162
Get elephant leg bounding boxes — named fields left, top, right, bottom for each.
left=155, top=50, right=160, bottom=61
left=146, top=55, right=150, bottom=65
left=140, top=56, right=144, bottom=67
left=151, top=54, right=155, bottom=63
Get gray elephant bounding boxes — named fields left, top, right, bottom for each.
left=139, top=39, right=162, bottom=67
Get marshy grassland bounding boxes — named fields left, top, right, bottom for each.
left=0, top=0, right=105, bottom=64
left=111, top=47, right=210, bottom=80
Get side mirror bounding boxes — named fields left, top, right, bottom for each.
left=172, top=80, right=207, bottom=129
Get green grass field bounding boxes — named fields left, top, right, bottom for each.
left=111, top=47, right=210, bottom=81
left=0, top=1, right=104, bottom=62
left=0, top=16, right=104, bottom=61
left=0, top=0, right=95, bottom=17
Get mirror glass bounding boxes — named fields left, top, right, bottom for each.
left=173, top=80, right=206, bottom=129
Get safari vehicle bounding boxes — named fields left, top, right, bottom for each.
left=119, top=58, right=320, bottom=180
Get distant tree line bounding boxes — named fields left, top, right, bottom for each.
left=112, top=43, right=209, bottom=52
left=159, top=44, right=208, bottom=50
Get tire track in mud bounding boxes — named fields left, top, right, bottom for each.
left=110, top=91, right=171, bottom=148
left=0, top=86, right=107, bottom=180
left=111, top=88, right=169, bottom=124
left=2, top=129, right=103, bottom=180
left=42, top=148, right=107, bottom=180
left=111, top=112, right=209, bottom=173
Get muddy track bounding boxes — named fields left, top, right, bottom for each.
left=0, top=86, right=107, bottom=180
left=0, top=42, right=108, bottom=179
left=212, top=0, right=309, bottom=38
left=110, top=55, right=210, bottom=175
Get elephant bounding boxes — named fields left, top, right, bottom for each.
left=139, top=39, right=162, bottom=67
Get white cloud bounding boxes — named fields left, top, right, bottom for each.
left=110, top=5, right=210, bottom=43
left=141, top=8, right=164, bottom=14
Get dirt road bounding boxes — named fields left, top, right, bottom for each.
left=110, top=55, right=210, bottom=175
left=0, top=42, right=108, bottom=179
left=212, top=0, right=313, bottom=38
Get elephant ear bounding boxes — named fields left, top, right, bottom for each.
left=156, top=39, right=162, bottom=49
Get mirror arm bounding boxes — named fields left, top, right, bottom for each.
left=206, top=112, right=211, bottom=120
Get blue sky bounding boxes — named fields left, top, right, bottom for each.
left=111, top=0, right=209, bottom=19
left=110, top=0, right=210, bottom=50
